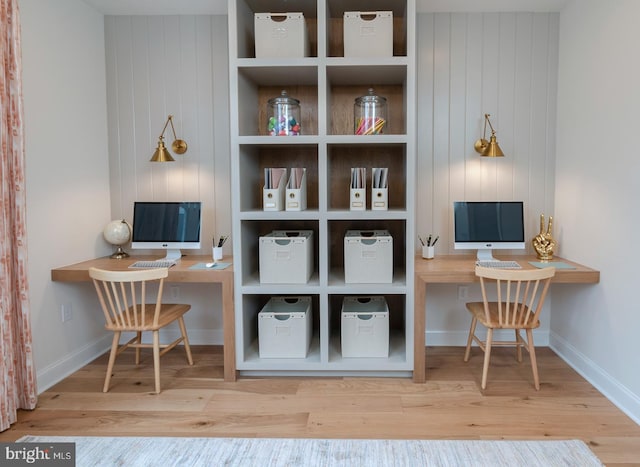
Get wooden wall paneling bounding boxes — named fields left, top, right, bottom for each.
left=416, top=14, right=434, bottom=251
left=146, top=16, right=171, bottom=199
left=177, top=16, right=210, bottom=240
left=544, top=14, right=559, bottom=218
left=162, top=17, right=187, bottom=199
left=130, top=17, right=152, bottom=208
left=496, top=13, right=516, bottom=201
left=206, top=16, right=226, bottom=242
left=414, top=12, right=558, bottom=256
left=512, top=13, right=534, bottom=211
left=432, top=14, right=452, bottom=251
left=105, top=15, right=223, bottom=257
left=113, top=17, right=139, bottom=209
left=479, top=13, right=501, bottom=196
left=448, top=13, right=468, bottom=239
left=528, top=13, right=553, bottom=224
left=462, top=13, right=483, bottom=208
left=176, top=15, right=202, bottom=200
left=530, top=14, right=557, bottom=217
left=104, top=17, right=123, bottom=219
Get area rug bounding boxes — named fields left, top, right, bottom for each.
left=17, top=436, right=603, bottom=466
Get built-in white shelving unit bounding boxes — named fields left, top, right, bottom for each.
left=229, top=0, right=416, bottom=376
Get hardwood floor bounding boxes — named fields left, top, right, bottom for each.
left=2, top=346, right=639, bottom=465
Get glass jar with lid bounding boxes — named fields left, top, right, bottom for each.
left=267, top=90, right=301, bottom=136
left=354, top=88, right=387, bottom=135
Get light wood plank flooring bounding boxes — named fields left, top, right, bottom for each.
left=1, top=346, right=639, bottom=465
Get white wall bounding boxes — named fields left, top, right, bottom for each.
left=552, top=0, right=640, bottom=423
left=417, top=12, right=560, bottom=344
left=20, top=0, right=113, bottom=390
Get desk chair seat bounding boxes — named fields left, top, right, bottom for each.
left=89, top=267, right=193, bottom=393
left=463, top=266, right=555, bottom=390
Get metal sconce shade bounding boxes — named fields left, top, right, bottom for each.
left=481, top=135, right=504, bottom=157
left=150, top=115, right=188, bottom=162
left=150, top=138, right=175, bottom=162
left=474, top=114, right=505, bottom=157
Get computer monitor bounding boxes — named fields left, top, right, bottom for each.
left=131, top=201, right=202, bottom=261
left=453, top=201, right=525, bottom=261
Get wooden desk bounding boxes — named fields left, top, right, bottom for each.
left=51, top=255, right=237, bottom=382
left=413, top=255, right=600, bottom=383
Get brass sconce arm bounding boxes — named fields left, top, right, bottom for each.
left=150, top=115, right=188, bottom=162
left=474, top=113, right=505, bottom=157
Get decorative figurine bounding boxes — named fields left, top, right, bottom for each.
left=532, top=214, right=557, bottom=261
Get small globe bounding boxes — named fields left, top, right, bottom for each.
left=104, top=220, right=131, bottom=245
left=103, top=220, right=131, bottom=259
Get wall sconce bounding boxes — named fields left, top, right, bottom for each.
left=150, top=115, right=188, bottom=162
left=474, top=113, right=505, bottom=157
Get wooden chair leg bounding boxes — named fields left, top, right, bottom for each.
left=152, top=330, right=161, bottom=394
left=178, top=316, right=194, bottom=365
left=526, top=328, right=540, bottom=390
left=515, top=329, right=523, bottom=362
left=481, top=328, right=493, bottom=390
left=103, top=331, right=121, bottom=393
left=464, top=317, right=477, bottom=362
left=135, top=331, right=142, bottom=365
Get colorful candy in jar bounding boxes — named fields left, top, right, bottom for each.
left=354, top=88, right=387, bottom=135
left=267, top=90, right=301, bottom=136
left=267, top=115, right=301, bottom=136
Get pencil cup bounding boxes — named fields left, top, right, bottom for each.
left=422, top=245, right=434, bottom=260
left=213, top=247, right=223, bottom=262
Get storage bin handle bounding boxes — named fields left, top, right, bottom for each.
left=269, top=14, right=288, bottom=22
left=359, top=12, right=379, bottom=21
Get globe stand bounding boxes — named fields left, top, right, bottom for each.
left=110, top=246, right=130, bottom=259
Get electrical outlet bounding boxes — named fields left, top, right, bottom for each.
left=61, top=303, right=73, bottom=322
left=457, top=286, right=469, bottom=301
left=170, top=285, right=180, bottom=300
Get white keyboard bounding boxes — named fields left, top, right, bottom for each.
left=476, top=260, right=522, bottom=269
left=129, top=260, right=176, bottom=269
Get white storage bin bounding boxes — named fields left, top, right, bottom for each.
left=341, top=296, right=389, bottom=358
left=343, top=11, right=393, bottom=58
left=255, top=12, right=309, bottom=58
left=260, top=230, right=313, bottom=284
left=259, top=297, right=312, bottom=358
left=344, top=230, right=393, bottom=283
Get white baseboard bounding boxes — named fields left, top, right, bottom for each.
left=36, top=329, right=224, bottom=394
left=550, top=331, right=640, bottom=425
left=37, top=334, right=113, bottom=393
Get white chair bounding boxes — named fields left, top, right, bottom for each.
left=464, top=266, right=555, bottom=390
left=89, top=267, right=193, bottom=393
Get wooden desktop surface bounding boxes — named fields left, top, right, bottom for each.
left=414, top=255, right=600, bottom=383
left=51, top=255, right=236, bottom=382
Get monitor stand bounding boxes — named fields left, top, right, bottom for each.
left=476, top=249, right=496, bottom=262
left=161, top=249, right=182, bottom=262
